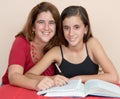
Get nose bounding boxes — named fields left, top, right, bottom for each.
left=69, top=28, right=74, bottom=36
left=44, top=22, right=49, bottom=30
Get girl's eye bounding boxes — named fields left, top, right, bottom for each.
left=63, top=26, right=69, bottom=30
left=74, top=25, right=80, bottom=29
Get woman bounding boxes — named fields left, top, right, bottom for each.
left=2, top=2, right=68, bottom=91
left=25, top=5, right=119, bottom=89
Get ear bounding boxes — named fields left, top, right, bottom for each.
left=85, top=25, right=88, bottom=34
left=32, top=25, right=35, bottom=32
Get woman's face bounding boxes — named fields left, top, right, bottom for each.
left=33, top=11, right=56, bottom=44
left=63, top=16, right=87, bottom=47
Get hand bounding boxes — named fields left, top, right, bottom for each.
left=52, top=74, right=69, bottom=86
left=36, top=76, right=54, bottom=91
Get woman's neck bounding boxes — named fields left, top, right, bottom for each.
left=32, top=39, right=46, bottom=50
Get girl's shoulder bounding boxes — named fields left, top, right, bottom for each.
left=51, top=46, right=61, bottom=51
left=87, top=37, right=99, bottom=43
left=87, top=37, right=103, bottom=55
left=47, top=46, right=61, bottom=55
left=87, top=37, right=101, bottom=47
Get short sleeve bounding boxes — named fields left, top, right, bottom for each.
left=9, top=36, right=30, bottom=67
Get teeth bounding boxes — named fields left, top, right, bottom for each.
left=69, top=38, right=76, bottom=42
left=42, top=32, right=49, bottom=35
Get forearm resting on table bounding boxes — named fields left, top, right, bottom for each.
left=70, top=73, right=119, bottom=84
left=9, top=72, right=39, bottom=90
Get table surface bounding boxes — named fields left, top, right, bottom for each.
left=0, top=84, right=120, bottom=99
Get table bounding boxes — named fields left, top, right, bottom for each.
left=0, top=84, right=120, bottom=99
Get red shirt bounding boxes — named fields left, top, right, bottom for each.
left=2, top=36, right=55, bottom=84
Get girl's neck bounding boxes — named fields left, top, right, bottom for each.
left=68, top=42, right=85, bottom=53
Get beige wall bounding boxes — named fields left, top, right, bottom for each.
left=0, top=0, right=120, bottom=84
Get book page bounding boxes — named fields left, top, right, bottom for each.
left=45, top=89, right=85, bottom=97
left=45, top=80, right=85, bottom=97
left=37, top=80, right=82, bottom=95
left=84, top=79, right=120, bottom=97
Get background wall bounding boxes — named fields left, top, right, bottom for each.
left=0, top=0, right=120, bottom=84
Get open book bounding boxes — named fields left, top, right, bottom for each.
left=37, top=79, right=120, bottom=97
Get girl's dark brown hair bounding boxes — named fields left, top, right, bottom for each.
left=59, top=6, right=93, bottom=46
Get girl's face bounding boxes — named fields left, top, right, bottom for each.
left=33, top=11, right=56, bottom=44
left=63, top=16, right=88, bottom=47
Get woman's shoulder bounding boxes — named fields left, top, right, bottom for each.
left=12, top=36, right=30, bottom=50
left=15, top=36, right=28, bottom=42
left=14, top=36, right=30, bottom=45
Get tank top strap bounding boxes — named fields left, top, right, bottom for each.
left=85, top=44, right=88, bottom=55
left=60, top=45, right=63, bottom=58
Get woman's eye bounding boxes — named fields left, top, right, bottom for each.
left=37, top=20, right=44, bottom=24
left=49, top=21, right=55, bottom=25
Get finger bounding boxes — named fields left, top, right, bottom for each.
left=37, top=82, right=52, bottom=91
left=37, top=77, right=54, bottom=91
left=54, top=75, right=68, bottom=82
left=56, top=75, right=69, bottom=83
left=54, top=76, right=69, bottom=86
